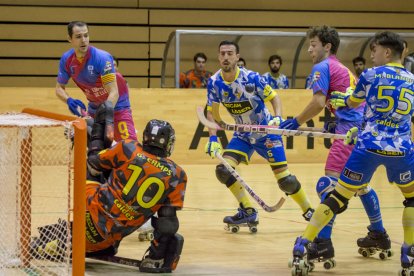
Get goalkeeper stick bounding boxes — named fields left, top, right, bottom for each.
left=215, top=151, right=286, bottom=212
left=87, top=255, right=141, bottom=268
left=196, top=104, right=346, bottom=140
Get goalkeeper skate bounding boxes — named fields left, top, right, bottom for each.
left=223, top=203, right=258, bottom=234
left=399, top=244, right=414, bottom=276
left=289, top=237, right=312, bottom=276
left=357, top=226, right=393, bottom=260
left=138, top=219, right=154, bottom=242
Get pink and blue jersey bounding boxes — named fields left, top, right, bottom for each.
left=57, top=46, right=131, bottom=114
left=309, top=55, right=363, bottom=122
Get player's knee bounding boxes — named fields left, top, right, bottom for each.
left=215, top=164, right=237, bottom=187
left=315, top=176, right=336, bottom=200
left=277, top=175, right=301, bottom=195
left=403, top=197, right=414, bottom=208
left=322, top=190, right=349, bottom=214
left=357, top=185, right=372, bottom=196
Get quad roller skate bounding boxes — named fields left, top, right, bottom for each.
left=399, top=244, right=414, bottom=276
left=137, top=219, right=154, bottom=242
left=223, top=204, right=258, bottom=234
left=357, top=226, right=393, bottom=260
left=138, top=230, right=154, bottom=241
left=307, top=238, right=336, bottom=271
left=289, top=237, right=312, bottom=276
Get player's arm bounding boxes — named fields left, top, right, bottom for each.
left=55, top=82, right=69, bottom=103
left=140, top=206, right=184, bottom=273
left=295, top=91, right=326, bottom=125
left=103, top=80, right=119, bottom=108
left=87, top=101, right=115, bottom=179
left=269, top=91, right=282, bottom=117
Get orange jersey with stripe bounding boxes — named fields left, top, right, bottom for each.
left=85, top=140, right=187, bottom=252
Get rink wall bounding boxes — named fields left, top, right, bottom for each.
left=0, top=88, right=332, bottom=164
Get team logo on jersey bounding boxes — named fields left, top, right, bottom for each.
left=104, top=61, right=113, bottom=73
left=88, top=65, right=95, bottom=76
left=245, top=83, right=255, bottom=93
left=234, top=89, right=242, bottom=99
left=343, top=167, right=363, bottom=181
left=400, top=171, right=411, bottom=183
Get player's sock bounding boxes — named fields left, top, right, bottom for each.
left=359, top=188, right=384, bottom=233
left=403, top=207, right=414, bottom=244
left=318, top=217, right=335, bottom=239
left=290, top=187, right=312, bottom=213
left=228, top=181, right=253, bottom=209
left=303, top=203, right=334, bottom=241
left=274, top=169, right=311, bottom=213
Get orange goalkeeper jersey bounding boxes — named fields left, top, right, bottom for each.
left=85, top=140, right=187, bottom=251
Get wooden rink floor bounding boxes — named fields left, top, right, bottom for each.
left=85, top=163, right=405, bottom=276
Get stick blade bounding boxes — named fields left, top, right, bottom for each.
left=196, top=106, right=222, bottom=130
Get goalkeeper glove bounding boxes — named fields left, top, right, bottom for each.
left=67, top=97, right=86, bottom=117
left=344, top=127, right=358, bottom=145
left=205, top=135, right=222, bottom=158
left=330, top=87, right=354, bottom=109
left=279, top=117, right=300, bottom=130
left=268, top=116, right=283, bottom=126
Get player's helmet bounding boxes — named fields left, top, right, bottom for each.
left=143, top=119, right=175, bottom=157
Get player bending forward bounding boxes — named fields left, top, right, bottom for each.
left=32, top=102, right=187, bottom=273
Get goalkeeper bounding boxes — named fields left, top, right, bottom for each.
left=32, top=102, right=187, bottom=273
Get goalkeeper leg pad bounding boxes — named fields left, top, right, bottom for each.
left=140, top=233, right=184, bottom=273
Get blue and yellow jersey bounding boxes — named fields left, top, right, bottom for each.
left=352, top=63, right=414, bottom=152
left=262, top=72, right=289, bottom=89
left=57, top=46, right=130, bottom=112
left=206, top=67, right=276, bottom=140
left=309, top=55, right=363, bottom=122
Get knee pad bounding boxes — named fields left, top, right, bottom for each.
left=322, top=190, right=349, bottom=214
left=215, top=164, right=237, bottom=187
left=357, top=185, right=372, bottom=196
left=315, top=176, right=336, bottom=200
left=403, top=197, right=414, bottom=208
left=278, top=175, right=301, bottom=195
left=152, top=216, right=179, bottom=236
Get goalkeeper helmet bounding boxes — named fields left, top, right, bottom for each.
left=143, top=119, right=175, bottom=157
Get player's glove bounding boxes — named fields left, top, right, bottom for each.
left=344, top=127, right=358, bottom=145
left=278, top=117, right=300, bottom=130
left=330, top=87, right=354, bottom=109
left=324, top=120, right=336, bottom=134
left=66, top=97, right=86, bottom=117
left=268, top=116, right=283, bottom=126
left=205, top=135, right=222, bottom=158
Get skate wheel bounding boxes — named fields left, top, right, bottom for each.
left=323, top=259, right=336, bottom=270
left=359, top=248, right=370, bottom=258
left=230, top=226, right=239, bottom=233
left=368, top=248, right=376, bottom=255
left=249, top=226, right=257, bottom=233
left=138, top=234, right=146, bottom=242
left=379, top=252, right=387, bottom=260
left=288, top=259, right=293, bottom=268
left=147, top=232, right=154, bottom=241
left=388, top=250, right=394, bottom=257
left=308, top=262, right=315, bottom=272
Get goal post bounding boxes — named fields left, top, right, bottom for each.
left=0, top=108, right=86, bottom=275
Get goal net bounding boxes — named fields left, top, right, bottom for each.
left=0, top=109, right=86, bottom=275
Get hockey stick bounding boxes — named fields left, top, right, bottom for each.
left=87, top=255, right=141, bottom=268
left=215, top=151, right=286, bottom=212
left=196, top=104, right=346, bottom=140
